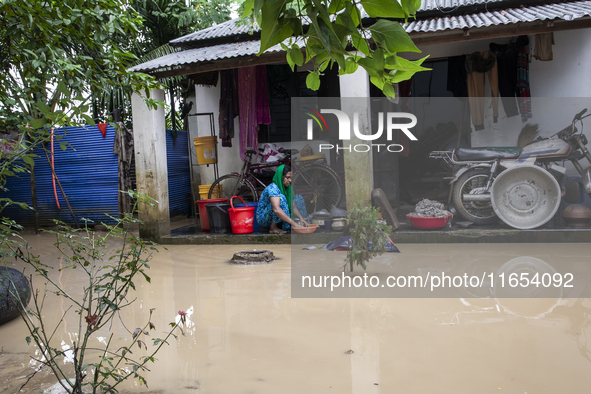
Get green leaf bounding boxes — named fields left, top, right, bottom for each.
left=289, top=16, right=303, bottom=36
left=26, top=336, right=31, bottom=345
left=345, top=1, right=361, bottom=27
left=390, top=55, right=430, bottom=72
left=259, top=0, right=293, bottom=54
left=289, top=45, right=304, bottom=67
left=328, top=0, right=346, bottom=13
left=336, top=12, right=370, bottom=56
left=60, top=143, right=67, bottom=151
left=30, top=118, right=45, bottom=129
left=383, top=82, right=396, bottom=98
left=402, top=0, right=422, bottom=15
left=306, top=72, right=321, bottom=91
left=82, top=114, right=95, bottom=125
left=242, top=0, right=254, bottom=17
left=37, top=101, right=51, bottom=114
left=389, top=69, right=416, bottom=83
left=286, top=51, right=295, bottom=72
left=368, top=20, right=420, bottom=53
left=340, top=57, right=359, bottom=75
left=370, top=76, right=385, bottom=90
left=361, top=0, right=406, bottom=18
left=357, top=58, right=379, bottom=77
left=373, top=48, right=385, bottom=73
left=23, top=155, right=35, bottom=168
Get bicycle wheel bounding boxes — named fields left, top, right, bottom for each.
left=208, top=174, right=257, bottom=202
left=292, top=164, right=342, bottom=213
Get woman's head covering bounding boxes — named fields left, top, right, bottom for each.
left=272, top=164, right=293, bottom=215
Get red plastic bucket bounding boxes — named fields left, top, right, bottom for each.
left=196, top=198, right=228, bottom=231
left=228, top=196, right=255, bottom=234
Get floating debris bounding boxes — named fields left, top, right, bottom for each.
left=408, top=199, right=452, bottom=218
left=231, top=250, right=276, bottom=265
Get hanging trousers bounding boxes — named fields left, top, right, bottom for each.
left=466, top=50, right=499, bottom=130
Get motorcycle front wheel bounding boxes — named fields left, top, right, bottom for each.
left=452, top=168, right=498, bottom=225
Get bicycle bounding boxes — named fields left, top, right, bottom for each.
left=207, top=147, right=343, bottom=213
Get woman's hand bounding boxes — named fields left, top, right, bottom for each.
left=300, top=219, right=309, bottom=227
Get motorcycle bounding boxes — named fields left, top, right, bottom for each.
left=429, top=109, right=591, bottom=229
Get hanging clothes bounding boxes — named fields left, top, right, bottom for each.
left=534, top=33, right=553, bottom=61
left=517, top=45, right=533, bottom=122
left=447, top=55, right=468, bottom=98
left=238, top=66, right=259, bottom=161
left=489, top=42, right=520, bottom=119
left=465, top=50, right=499, bottom=130
left=398, top=79, right=413, bottom=157
left=218, top=69, right=239, bottom=147
left=256, top=65, right=271, bottom=125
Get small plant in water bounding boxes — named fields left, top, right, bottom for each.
left=346, top=204, right=392, bottom=271
left=2, top=191, right=184, bottom=393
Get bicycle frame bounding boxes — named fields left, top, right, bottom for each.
left=244, top=152, right=342, bottom=189
left=221, top=149, right=343, bottom=207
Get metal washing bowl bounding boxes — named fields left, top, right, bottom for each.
left=490, top=165, right=561, bottom=230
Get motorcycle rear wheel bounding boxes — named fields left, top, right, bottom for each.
left=452, top=168, right=498, bottom=225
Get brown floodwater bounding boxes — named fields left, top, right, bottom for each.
left=2, top=234, right=591, bottom=393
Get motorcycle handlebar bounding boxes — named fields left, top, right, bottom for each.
left=575, top=108, right=588, bottom=120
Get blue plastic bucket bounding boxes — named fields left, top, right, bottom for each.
left=236, top=202, right=260, bottom=233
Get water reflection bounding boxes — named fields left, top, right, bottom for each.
left=2, top=240, right=591, bottom=392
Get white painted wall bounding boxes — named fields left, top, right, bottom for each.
left=191, top=81, right=242, bottom=194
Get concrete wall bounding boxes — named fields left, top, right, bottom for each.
left=408, top=28, right=591, bottom=174
left=191, top=82, right=242, bottom=192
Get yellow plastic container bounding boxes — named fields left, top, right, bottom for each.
left=194, top=136, right=217, bottom=165
left=199, top=184, right=221, bottom=200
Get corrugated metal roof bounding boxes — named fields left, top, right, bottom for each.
left=135, top=1, right=591, bottom=73
left=170, top=19, right=253, bottom=46
left=407, top=1, right=591, bottom=32
left=129, top=40, right=283, bottom=73
left=170, top=0, right=506, bottom=46
left=418, top=0, right=505, bottom=11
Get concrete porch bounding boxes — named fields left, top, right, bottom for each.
left=161, top=209, right=591, bottom=245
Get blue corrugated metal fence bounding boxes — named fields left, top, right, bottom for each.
left=1, top=126, right=191, bottom=227
left=1, top=125, right=119, bottom=226
left=166, top=130, right=191, bottom=217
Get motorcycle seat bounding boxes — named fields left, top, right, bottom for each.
left=455, top=147, right=522, bottom=161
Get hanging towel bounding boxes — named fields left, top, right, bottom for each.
left=238, top=66, right=259, bottom=161
left=256, top=65, right=271, bottom=125
left=219, top=69, right=239, bottom=147
left=534, top=33, right=553, bottom=61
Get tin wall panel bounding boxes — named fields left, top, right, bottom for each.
left=2, top=127, right=192, bottom=227
left=1, top=125, right=119, bottom=226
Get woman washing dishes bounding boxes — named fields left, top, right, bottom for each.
left=256, top=165, right=309, bottom=234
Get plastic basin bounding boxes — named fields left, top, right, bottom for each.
left=406, top=214, right=452, bottom=230
left=292, top=224, right=319, bottom=234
